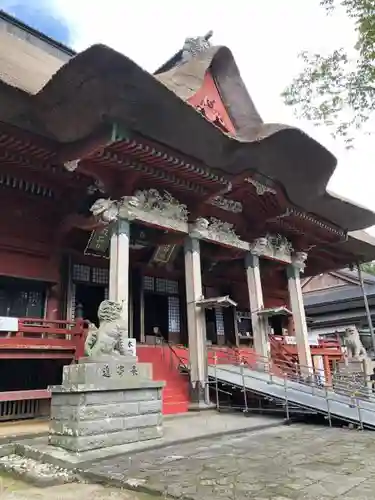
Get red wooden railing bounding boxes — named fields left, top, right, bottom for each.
left=0, top=325, right=344, bottom=420
left=269, top=334, right=343, bottom=381
left=0, top=318, right=87, bottom=419
left=0, top=318, right=87, bottom=359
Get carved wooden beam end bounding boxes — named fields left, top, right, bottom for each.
left=58, top=124, right=114, bottom=165
left=54, top=213, right=102, bottom=252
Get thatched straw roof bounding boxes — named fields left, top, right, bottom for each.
left=0, top=22, right=374, bottom=235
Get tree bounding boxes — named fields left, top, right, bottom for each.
left=282, top=0, right=375, bottom=146
left=361, top=261, right=375, bottom=275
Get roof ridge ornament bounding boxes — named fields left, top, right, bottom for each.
left=180, top=30, right=213, bottom=65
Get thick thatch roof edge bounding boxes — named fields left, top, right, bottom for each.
left=2, top=42, right=375, bottom=232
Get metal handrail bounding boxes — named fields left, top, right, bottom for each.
left=209, top=355, right=375, bottom=429
left=153, top=333, right=190, bottom=371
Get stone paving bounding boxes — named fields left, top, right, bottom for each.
left=85, top=424, right=375, bottom=499
left=13, top=412, right=280, bottom=466
left=0, top=474, right=158, bottom=499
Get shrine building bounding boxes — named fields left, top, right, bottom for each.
left=1, top=11, right=375, bottom=416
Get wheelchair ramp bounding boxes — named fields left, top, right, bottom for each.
left=208, top=364, right=375, bottom=429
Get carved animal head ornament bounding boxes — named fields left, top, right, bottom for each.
left=121, top=195, right=140, bottom=208
left=90, top=198, right=119, bottom=223
left=344, top=326, right=359, bottom=338
left=292, top=251, right=308, bottom=272
left=97, top=300, right=123, bottom=322
left=195, top=217, right=209, bottom=230
left=180, top=31, right=213, bottom=64
left=250, top=237, right=269, bottom=256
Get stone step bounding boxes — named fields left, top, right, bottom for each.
left=138, top=348, right=190, bottom=415
left=0, top=453, right=80, bottom=487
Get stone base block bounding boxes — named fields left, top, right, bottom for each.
left=61, top=358, right=152, bottom=388
left=190, top=383, right=210, bottom=406
left=50, top=398, right=161, bottom=422
left=49, top=423, right=163, bottom=453
left=48, top=359, right=164, bottom=453
left=338, top=361, right=364, bottom=373
left=50, top=411, right=162, bottom=437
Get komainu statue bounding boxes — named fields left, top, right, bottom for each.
left=84, top=300, right=128, bottom=357
left=343, top=326, right=368, bottom=361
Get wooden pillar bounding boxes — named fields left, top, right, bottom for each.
left=46, top=254, right=62, bottom=320
left=323, top=355, right=332, bottom=387
left=179, top=277, right=188, bottom=346
left=222, top=307, right=236, bottom=347
left=220, top=285, right=238, bottom=347
left=245, top=253, right=269, bottom=361
left=287, top=255, right=313, bottom=374
left=109, top=219, right=130, bottom=334
left=46, top=284, right=60, bottom=320
left=184, top=237, right=208, bottom=404
left=131, top=269, right=146, bottom=344
left=129, top=272, right=133, bottom=338
left=140, top=292, right=146, bottom=342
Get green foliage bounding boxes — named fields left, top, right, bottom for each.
left=361, top=261, right=375, bottom=275
left=282, top=0, right=375, bottom=146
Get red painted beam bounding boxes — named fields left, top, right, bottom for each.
left=0, top=389, right=51, bottom=401
left=0, top=352, right=74, bottom=359
left=282, top=345, right=342, bottom=357
left=18, top=317, right=79, bottom=326
left=0, top=338, right=77, bottom=349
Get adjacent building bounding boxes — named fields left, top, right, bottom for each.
left=303, top=267, right=375, bottom=351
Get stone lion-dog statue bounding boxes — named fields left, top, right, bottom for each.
left=343, top=326, right=368, bottom=361
left=84, top=300, right=129, bottom=357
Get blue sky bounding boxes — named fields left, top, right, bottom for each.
left=1, top=0, right=374, bottom=232
left=0, top=0, right=71, bottom=45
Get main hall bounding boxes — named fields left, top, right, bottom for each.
left=0, top=11, right=375, bottom=416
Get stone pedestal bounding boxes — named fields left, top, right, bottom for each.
left=189, top=383, right=214, bottom=411
left=48, top=357, right=164, bottom=453
left=333, top=359, right=373, bottom=399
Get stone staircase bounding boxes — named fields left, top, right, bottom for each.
left=137, top=346, right=190, bottom=415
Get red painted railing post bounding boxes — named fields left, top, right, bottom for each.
left=323, top=354, right=332, bottom=387
left=73, top=319, right=86, bottom=361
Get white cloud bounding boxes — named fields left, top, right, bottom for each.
left=52, top=0, right=375, bottom=233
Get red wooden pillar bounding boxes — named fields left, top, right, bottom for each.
left=46, top=284, right=60, bottom=320
left=323, top=355, right=332, bottom=387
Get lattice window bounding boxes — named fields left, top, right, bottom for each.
left=168, top=296, right=180, bottom=333
left=166, top=279, right=178, bottom=295
left=143, top=276, right=154, bottom=291
left=156, top=278, right=167, bottom=293
left=72, top=264, right=90, bottom=282
left=69, top=284, right=76, bottom=321
left=104, top=287, right=109, bottom=300
left=236, top=311, right=251, bottom=320
left=92, top=267, right=109, bottom=285
left=215, top=307, right=225, bottom=336
left=237, top=314, right=252, bottom=336
left=144, top=277, right=178, bottom=295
